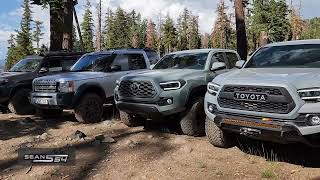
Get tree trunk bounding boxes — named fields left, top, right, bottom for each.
left=96, top=0, right=102, bottom=51
left=234, top=0, right=248, bottom=60
left=62, top=0, right=74, bottom=51
left=49, top=4, right=63, bottom=51
left=259, top=31, right=269, bottom=47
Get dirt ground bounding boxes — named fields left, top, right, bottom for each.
left=1, top=110, right=320, bottom=180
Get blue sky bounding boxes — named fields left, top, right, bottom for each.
left=0, top=0, right=319, bottom=65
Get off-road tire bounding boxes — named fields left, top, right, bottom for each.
left=205, top=117, right=235, bottom=148
left=180, top=97, right=205, bottom=137
left=74, top=93, right=104, bottom=123
left=36, top=108, right=63, bottom=119
left=8, top=88, right=35, bottom=115
left=120, top=111, right=144, bottom=127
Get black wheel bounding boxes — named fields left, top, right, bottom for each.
left=180, top=97, right=205, bottom=137
left=205, top=117, right=235, bottom=148
left=74, top=93, right=103, bottom=123
left=8, top=88, right=35, bottom=115
left=36, top=108, right=63, bottom=119
left=119, top=111, right=144, bottom=127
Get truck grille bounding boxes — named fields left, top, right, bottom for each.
left=34, top=80, right=57, bottom=93
left=218, top=85, right=295, bottom=114
left=119, top=80, right=156, bottom=98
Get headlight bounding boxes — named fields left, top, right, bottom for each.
left=160, top=80, right=186, bottom=91
left=0, top=78, right=9, bottom=85
left=298, top=88, right=320, bottom=101
left=58, top=81, right=75, bottom=93
left=207, top=82, right=220, bottom=96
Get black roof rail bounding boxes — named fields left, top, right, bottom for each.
left=40, top=51, right=87, bottom=57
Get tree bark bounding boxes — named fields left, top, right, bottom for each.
left=96, top=0, right=102, bottom=51
left=49, top=4, right=63, bottom=51
left=234, top=0, right=248, bottom=60
left=62, top=0, right=74, bottom=51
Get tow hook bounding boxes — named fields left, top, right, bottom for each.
left=240, top=127, right=261, bottom=136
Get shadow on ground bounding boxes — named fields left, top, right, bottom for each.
left=236, top=137, right=320, bottom=168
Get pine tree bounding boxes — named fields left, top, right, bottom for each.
left=268, top=0, right=290, bottom=42
left=33, top=20, right=44, bottom=53
left=113, top=7, right=129, bottom=48
left=5, top=34, right=18, bottom=70
left=16, top=0, right=34, bottom=56
left=188, top=15, right=201, bottom=49
left=302, top=17, right=320, bottom=39
left=289, top=2, right=305, bottom=40
left=128, top=10, right=141, bottom=48
left=72, top=25, right=81, bottom=51
left=211, top=1, right=233, bottom=49
left=201, top=33, right=210, bottom=48
left=176, top=8, right=190, bottom=50
left=103, top=8, right=115, bottom=49
left=161, top=15, right=177, bottom=54
left=146, top=19, right=157, bottom=49
left=81, top=0, right=94, bottom=52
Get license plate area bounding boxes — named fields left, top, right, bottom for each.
left=223, top=118, right=282, bottom=130
left=35, top=99, right=49, bottom=105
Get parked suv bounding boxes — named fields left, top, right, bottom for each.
left=31, top=49, right=158, bottom=123
left=0, top=52, right=84, bottom=115
left=205, top=40, right=320, bottom=147
left=115, top=49, right=240, bottom=136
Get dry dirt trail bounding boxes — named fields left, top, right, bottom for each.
left=0, top=112, right=320, bottom=180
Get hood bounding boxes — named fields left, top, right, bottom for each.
left=35, top=72, right=107, bottom=82
left=214, top=68, right=320, bottom=90
left=0, top=71, right=29, bottom=79
left=122, top=69, right=203, bottom=82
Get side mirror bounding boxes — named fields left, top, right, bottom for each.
left=39, top=67, right=49, bottom=74
left=235, top=60, right=245, bottom=69
left=111, top=65, right=121, bottom=72
left=211, top=62, right=226, bottom=71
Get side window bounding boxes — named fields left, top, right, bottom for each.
left=112, top=54, right=129, bottom=71
left=128, top=53, right=147, bottom=70
left=61, top=56, right=78, bottom=70
left=225, top=52, right=239, bottom=68
left=211, top=52, right=227, bottom=69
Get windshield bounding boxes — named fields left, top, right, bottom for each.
left=10, top=58, right=42, bottom=72
left=245, top=44, right=320, bottom=68
left=153, top=52, right=209, bottom=70
left=146, top=51, right=160, bottom=65
left=71, top=54, right=114, bottom=72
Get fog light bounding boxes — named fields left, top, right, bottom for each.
left=208, top=104, right=215, bottom=113
left=308, top=115, right=320, bottom=126
left=167, top=98, right=173, bottom=105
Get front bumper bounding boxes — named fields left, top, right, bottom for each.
left=31, top=92, right=74, bottom=109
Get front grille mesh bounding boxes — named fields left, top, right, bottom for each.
left=119, top=80, right=156, bottom=98
left=34, top=80, right=57, bottom=93
left=218, top=85, right=293, bottom=114
left=219, top=98, right=289, bottom=114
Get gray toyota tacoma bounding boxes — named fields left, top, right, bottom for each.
left=31, top=49, right=158, bottom=123
left=115, top=49, right=240, bottom=136
left=205, top=40, right=320, bottom=147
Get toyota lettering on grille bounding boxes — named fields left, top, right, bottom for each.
left=130, top=82, right=140, bottom=92
left=234, top=92, right=268, bottom=102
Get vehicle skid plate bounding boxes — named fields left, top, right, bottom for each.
left=222, top=118, right=282, bottom=130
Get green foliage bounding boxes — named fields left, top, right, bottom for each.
left=211, top=1, right=234, bottom=49
left=6, top=0, right=34, bottom=70
left=161, top=15, right=177, bottom=53
left=302, top=17, right=320, bottom=39
left=176, top=8, right=190, bottom=50
left=33, top=20, right=44, bottom=53
left=81, top=0, right=94, bottom=52
left=72, top=25, right=81, bottom=52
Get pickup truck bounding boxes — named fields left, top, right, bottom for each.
left=205, top=40, right=320, bottom=147
left=0, top=52, right=84, bottom=115
left=115, top=49, right=240, bottom=136
left=31, top=49, right=159, bottom=123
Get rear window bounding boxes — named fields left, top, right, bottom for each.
left=146, top=51, right=160, bottom=65
left=245, top=44, right=320, bottom=68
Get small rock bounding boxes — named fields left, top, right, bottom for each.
left=40, top=133, right=49, bottom=140
left=124, top=140, right=138, bottom=147
left=94, top=134, right=116, bottom=143
left=147, top=135, right=153, bottom=139
left=181, top=146, right=193, bottom=153
left=19, top=117, right=35, bottom=125
left=291, top=170, right=298, bottom=174
left=74, top=130, right=87, bottom=140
